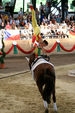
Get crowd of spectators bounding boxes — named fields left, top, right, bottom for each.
left=0, top=4, right=75, bottom=40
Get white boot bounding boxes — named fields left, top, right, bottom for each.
left=53, top=102, right=57, bottom=111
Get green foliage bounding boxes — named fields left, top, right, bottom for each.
left=72, top=0, right=75, bottom=7
left=70, top=4, right=74, bottom=9
left=2, top=0, right=11, bottom=6
left=0, top=37, right=6, bottom=64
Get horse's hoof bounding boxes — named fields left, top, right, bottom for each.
left=54, top=103, right=57, bottom=111
left=45, top=109, right=48, bottom=113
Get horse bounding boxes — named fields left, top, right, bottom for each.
left=26, top=53, right=57, bottom=113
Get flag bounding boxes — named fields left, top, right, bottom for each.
left=4, top=30, right=20, bottom=40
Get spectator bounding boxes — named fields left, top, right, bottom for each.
left=5, top=21, right=11, bottom=30
left=70, top=16, right=74, bottom=22
left=35, top=8, right=39, bottom=23
left=0, top=21, right=5, bottom=29
left=23, top=12, right=27, bottom=20
left=39, top=2, right=45, bottom=23
left=18, top=8, right=23, bottom=16
left=15, top=17, right=20, bottom=26
left=5, top=3, right=10, bottom=12
left=43, top=16, right=48, bottom=24
left=11, top=21, right=17, bottom=29
left=64, top=2, right=68, bottom=19
left=55, top=15, right=61, bottom=23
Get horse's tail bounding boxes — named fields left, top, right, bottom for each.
left=44, top=68, right=55, bottom=80
left=43, top=68, right=55, bottom=103
left=44, top=68, right=55, bottom=90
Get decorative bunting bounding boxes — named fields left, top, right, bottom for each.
left=0, top=42, right=75, bottom=55
left=13, top=41, right=18, bottom=54
left=14, top=45, right=18, bottom=54
left=56, top=40, right=61, bottom=52
left=57, top=42, right=61, bottom=52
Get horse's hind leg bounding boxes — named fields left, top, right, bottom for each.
left=53, top=88, right=57, bottom=111
left=37, top=82, right=48, bottom=112
left=43, top=100, right=48, bottom=113
left=43, top=84, right=51, bottom=104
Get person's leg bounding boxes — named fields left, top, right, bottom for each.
left=35, top=47, right=38, bottom=58
left=28, top=4, right=38, bottom=30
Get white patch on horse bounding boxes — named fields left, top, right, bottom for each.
left=31, top=58, right=54, bottom=80
left=43, top=100, right=48, bottom=108
left=53, top=102, right=57, bottom=111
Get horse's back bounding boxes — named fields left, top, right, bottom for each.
left=35, top=62, right=55, bottom=73
left=34, top=62, right=55, bottom=82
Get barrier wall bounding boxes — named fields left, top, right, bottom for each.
left=3, top=37, right=75, bottom=57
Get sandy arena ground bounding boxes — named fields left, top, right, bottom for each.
left=0, top=54, right=75, bottom=113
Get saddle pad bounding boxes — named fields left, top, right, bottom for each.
left=31, top=58, right=54, bottom=80
left=31, top=58, right=54, bottom=71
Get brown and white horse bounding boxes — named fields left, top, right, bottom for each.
left=26, top=53, right=57, bottom=113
